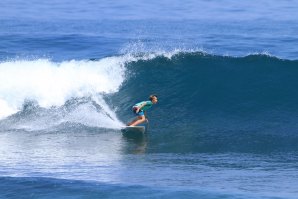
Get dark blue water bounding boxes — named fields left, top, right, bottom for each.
left=1, top=0, right=298, bottom=198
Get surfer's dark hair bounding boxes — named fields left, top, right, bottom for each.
left=149, top=94, right=157, bottom=101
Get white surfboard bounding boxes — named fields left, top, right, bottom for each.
left=121, top=126, right=145, bottom=134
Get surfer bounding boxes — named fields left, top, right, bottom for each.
left=127, top=94, right=158, bottom=126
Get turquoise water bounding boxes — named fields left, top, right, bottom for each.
left=1, top=0, right=298, bottom=198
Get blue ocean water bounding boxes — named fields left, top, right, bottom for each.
left=1, top=0, right=298, bottom=198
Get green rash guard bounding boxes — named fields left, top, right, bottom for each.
left=134, top=101, right=153, bottom=111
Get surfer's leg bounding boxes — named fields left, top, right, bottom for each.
left=129, top=115, right=146, bottom=126
left=127, top=117, right=138, bottom=126
left=128, top=110, right=145, bottom=126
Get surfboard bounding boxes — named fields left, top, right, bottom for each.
left=121, top=126, right=145, bottom=134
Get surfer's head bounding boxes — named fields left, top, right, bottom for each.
left=149, top=94, right=158, bottom=104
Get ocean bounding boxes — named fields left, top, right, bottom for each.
left=1, top=0, right=298, bottom=198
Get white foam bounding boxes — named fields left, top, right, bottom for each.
left=0, top=57, right=128, bottom=120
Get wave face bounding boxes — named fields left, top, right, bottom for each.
left=113, top=52, right=298, bottom=153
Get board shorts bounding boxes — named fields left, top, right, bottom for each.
left=132, top=106, right=144, bottom=116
